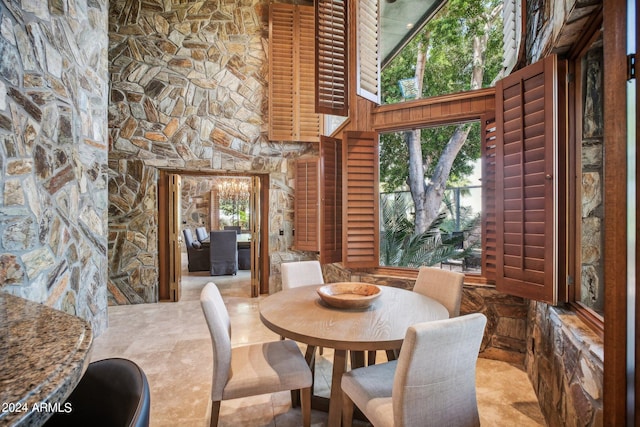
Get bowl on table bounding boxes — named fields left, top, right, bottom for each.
left=316, top=282, right=381, bottom=309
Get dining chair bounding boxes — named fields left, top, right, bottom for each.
left=200, top=283, right=312, bottom=427
left=196, top=226, right=209, bottom=242
left=183, top=229, right=210, bottom=272
left=413, top=266, right=465, bottom=318
left=281, top=260, right=324, bottom=289
left=341, top=313, right=487, bottom=427
left=209, top=230, right=238, bottom=276
left=44, top=358, right=150, bottom=427
left=281, top=260, right=325, bottom=355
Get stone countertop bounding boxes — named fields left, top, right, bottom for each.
left=0, top=292, right=93, bottom=426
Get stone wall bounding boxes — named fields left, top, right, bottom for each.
left=523, top=0, right=604, bottom=424
left=579, top=38, right=604, bottom=314
left=0, top=0, right=109, bottom=333
left=181, top=175, right=214, bottom=235
left=323, top=264, right=529, bottom=364
left=107, top=0, right=313, bottom=303
left=527, top=302, right=603, bottom=425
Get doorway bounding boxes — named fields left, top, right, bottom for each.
left=158, top=170, right=270, bottom=301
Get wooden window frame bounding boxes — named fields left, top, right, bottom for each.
left=566, top=13, right=605, bottom=337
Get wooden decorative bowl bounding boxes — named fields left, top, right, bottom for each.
left=316, top=282, right=381, bottom=309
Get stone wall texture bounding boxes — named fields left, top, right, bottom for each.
left=524, top=0, right=604, bottom=424
left=0, top=0, right=109, bottom=334
left=107, top=0, right=312, bottom=303
left=526, top=302, right=603, bottom=426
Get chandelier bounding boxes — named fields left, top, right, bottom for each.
left=217, top=177, right=250, bottom=203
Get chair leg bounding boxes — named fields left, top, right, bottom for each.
left=342, top=393, right=354, bottom=427
left=300, top=387, right=311, bottom=427
left=210, top=401, right=221, bottom=427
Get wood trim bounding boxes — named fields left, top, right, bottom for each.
left=602, top=0, right=629, bottom=421
left=259, top=174, right=270, bottom=295
left=371, top=88, right=496, bottom=132
left=158, top=171, right=170, bottom=301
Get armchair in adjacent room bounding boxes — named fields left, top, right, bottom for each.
left=183, top=229, right=210, bottom=272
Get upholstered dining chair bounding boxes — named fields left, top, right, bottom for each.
left=413, top=266, right=465, bottom=318
left=200, top=283, right=312, bottom=427
left=341, top=313, right=487, bottom=427
left=195, top=226, right=209, bottom=242
left=281, top=260, right=324, bottom=290
left=281, top=260, right=325, bottom=354
left=183, top=228, right=210, bottom=272
left=209, top=230, right=238, bottom=276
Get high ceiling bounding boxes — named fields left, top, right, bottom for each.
left=380, top=0, right=447, bottom=68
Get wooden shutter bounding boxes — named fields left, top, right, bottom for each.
left=320, top=136, right=343, bottom=263
left=342, top=131, right=379, bottom=268
left=269, top=4, right=321, bottom=142
left=294, top=158, right=321, bottom=251
left=495, top=54, right=567, bottom=304
left=356, top=0, right=381, bottom=104
left=316, top=0, right=348, bottom=116
left=481, top=114, right=497, bottom=281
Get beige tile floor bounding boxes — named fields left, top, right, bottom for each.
left=92, top=260, right=546, bottom=426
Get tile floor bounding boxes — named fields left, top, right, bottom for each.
left=92, top=262, right=546, bottom=426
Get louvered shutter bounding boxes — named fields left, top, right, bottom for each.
left=269, top=4, right=321, bottom=142
left=495, top=54, right=567, bottom=304
left=294, top=158, right=321, bottom=251
left=357, top=0, right=381, bottom=104
left=502, top=0, right=522, bottom=73
left=320, top=136, right=343, bottom=263
left=481, top=114, right=497, bottom=280
left=342, top=131, right=379, bottom=268
left=316, top=0, right=348, bottom=116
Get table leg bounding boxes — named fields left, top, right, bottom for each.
left=328, top=349, right=347, bottom=427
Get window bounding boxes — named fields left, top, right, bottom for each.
left=379, top=122, right=484, bottom=272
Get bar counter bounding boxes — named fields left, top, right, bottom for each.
left=0, top=292, right=93, bottom=426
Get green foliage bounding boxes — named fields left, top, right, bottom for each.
left=379, top=194, right=478, bottom=268
left=379, top=0, right=503, bottom=193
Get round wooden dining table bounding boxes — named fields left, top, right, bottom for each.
left=259, top=284, right=449, bottom=426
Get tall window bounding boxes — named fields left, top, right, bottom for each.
left=379, top=122, right=483, bottom=271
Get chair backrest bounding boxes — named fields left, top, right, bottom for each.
left=281, top=260, right=324, bottom=289
left=393, top=313, right=487, bottom=427
left=224, top=225, right=242, bottom=234
left=200, top=283, right=232, bottom=401
left=183, top=229, right=196, bottom=248
left=413, top=266, right=464, bottom=317
left=44, top=358, right=150, bottom=427
left=209, top=230, right=238, bottom=275
left=195, top=227, right=208, bottom=242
